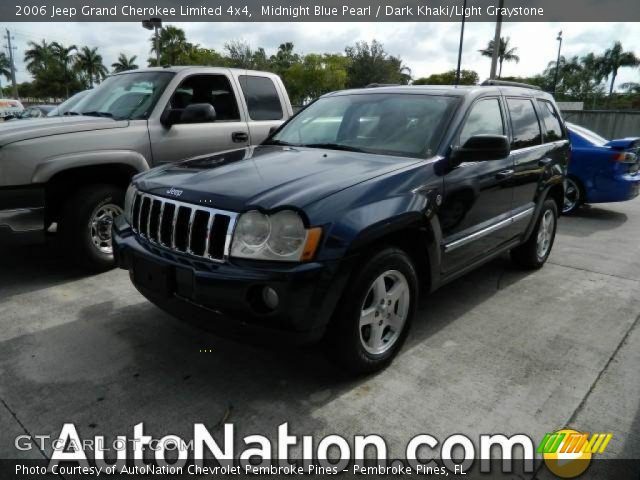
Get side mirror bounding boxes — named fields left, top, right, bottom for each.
left=160, top=103, right=217, bottom=127
left=450, top=135, right=510, bottom=165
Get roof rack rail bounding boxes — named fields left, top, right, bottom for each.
left=365, top=83, right=401, bottom=88
left=481, top=79, right=541, bottom=91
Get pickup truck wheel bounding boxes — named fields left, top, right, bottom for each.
left=511, top=199, right=558, bottom=269
left=60, top=185, right=124, bottom=272
left=327, top=247, right=418, bottom=374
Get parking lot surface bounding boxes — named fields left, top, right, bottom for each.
left=1, top=199, right=639, bottom=467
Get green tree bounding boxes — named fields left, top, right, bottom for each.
left=413, top=69, right=479, bottom=85
left=112, top=53, right=139, bottom=72
left=344, top=40, right=411, bottom=87
left=479, top=36, right=520, bottom=78
left=24, top=40, right=54, bottom=75
left=598, top=41, right=639, bottom=98
left=75, top=46, right=108, bottom=88
left=51, top=42, right=77, bottom=97
left=284, top=53, right=348, bottom=104
left=270, top=42, right=301, bottom=76
left=0, top=53, right=11, bottom=96
left=149, top=25, right=191, bottom=66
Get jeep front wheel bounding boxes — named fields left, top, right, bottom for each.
left=60, top=185, right=124, bottom=272
left=328, top=247, right=418, bottom=374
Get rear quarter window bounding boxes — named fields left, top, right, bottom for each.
left=537, top=100, right=565, bottom=142
left=239, top=75, right=284, bottom=121
left=507, top=98, right=542, bottom=150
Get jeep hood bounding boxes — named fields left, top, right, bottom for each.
left=0, top=116, right=128, bottom=147
left=136, top=145, right=419, bottom=212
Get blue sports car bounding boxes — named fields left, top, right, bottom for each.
left=564, top=122, right=640, bottom=214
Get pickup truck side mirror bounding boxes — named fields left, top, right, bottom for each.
left=160, top=103, right=217, bottom=127
left=450, top=134, right=510, bottom=166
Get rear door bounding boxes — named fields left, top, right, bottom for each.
left=441, top=96, right=515, bottom=274
left=236, top=74, right=288, bottom=144
left=148, top=73, right=250, bottom=165
left=506, top=97, right=547, bottom=229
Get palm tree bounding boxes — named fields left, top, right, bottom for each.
left=75, top=46, right=108, bottom=88
left=479, top=36, right=520, bottom=78
left=150, top=26, right=190, bottom=65
left=598, top=41, right=639, bottom=98
left=0, top=52, right=11, bottom=95
left=112, top=53, right=138, bottom=72
left=51, top=42, right=77, bottom=97
left=24, top=40, right=53, bottom=75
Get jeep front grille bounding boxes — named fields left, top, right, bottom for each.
left=131, top=191, right=237, bottom=262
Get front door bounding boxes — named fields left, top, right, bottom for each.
left=148, top=73, right=250, bottom=165
left=441, top=97, right=515, bottom=274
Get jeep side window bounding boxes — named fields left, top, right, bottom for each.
left=459, top=98, right=504, bottom=145
left=169, top=74, right=240, bottom=121
left=238, top=75, right=284, bottom=121
left=537, top=99, right=565, bottom=142
left=506, top=98, right=542, bottom=150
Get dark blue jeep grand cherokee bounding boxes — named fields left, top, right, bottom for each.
left=113, top=81, right=569, bottom=373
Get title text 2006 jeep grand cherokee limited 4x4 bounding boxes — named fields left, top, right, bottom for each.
left=0, top=67, right=291, bottom=270
left=113, top=81, right=569, bottom=373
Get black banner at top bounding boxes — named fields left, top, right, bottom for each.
left=2, top=0, right=640, bottom=22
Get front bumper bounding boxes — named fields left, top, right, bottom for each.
left=0, top=186, right=45, bottom=245
left=112, top=217, right=352, bottom=344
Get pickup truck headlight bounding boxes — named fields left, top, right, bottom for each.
left=124, top=184, right=137, bottom=224
left=231, top=210, right=322, bottom=262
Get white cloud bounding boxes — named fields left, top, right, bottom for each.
left=4, top=21, right=639, bottom=89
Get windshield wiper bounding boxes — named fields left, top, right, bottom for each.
left=63, top=111, right=80, bottom=116
left=82, top=111, right=113, bottom=118
left=302, top=143, right=366, bottom=153
left=263, top=139, right=297, bottom=146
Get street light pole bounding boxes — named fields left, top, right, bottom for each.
left=553, top=31, right=563, bottom=94
left=455, top=0, right=467, bottom=86
left=489, top=0, right=504, bottom=80
left=142, top=18, right=163, bottom=66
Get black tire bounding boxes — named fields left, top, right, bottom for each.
left=59, top=184, right=124, bottom=272
left=511, top=199, right=558, bottom=269
left=562, top=177, right=583, bottom=215
left=326, top=247, right=418, bottom=374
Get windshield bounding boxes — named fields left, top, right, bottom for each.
left=269, top=93, right=458, bottom=158
left=69, top=71, right=174, bottom=120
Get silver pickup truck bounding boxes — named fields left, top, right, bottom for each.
left=0, top=66, right=292, bottom=270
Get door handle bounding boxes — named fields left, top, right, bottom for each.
left=232, top=131, right=249, bottom=143
left=539, top=157, right=553, bottom=167
left=496, top=169, right=515, bottom=180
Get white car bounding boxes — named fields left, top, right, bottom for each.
left=0, top=98, right=24, bottom=120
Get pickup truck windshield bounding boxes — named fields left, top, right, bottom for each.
left=269, top=93, right=458, bottom=158
left=71, top=71, right=174, bottom=121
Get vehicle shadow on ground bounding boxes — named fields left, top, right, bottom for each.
left=0, top=239, right=90, bottom=298
left=558, top=205, right=628, bottom=238
left=0, top=251, right=534, bottom=446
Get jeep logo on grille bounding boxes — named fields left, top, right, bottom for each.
left=166, top=187, right=183, bottom=197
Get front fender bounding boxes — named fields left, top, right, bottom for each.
left=32, top=150, right=150, bottom=184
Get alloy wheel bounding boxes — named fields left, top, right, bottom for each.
left=536, top=209, right=555, bottom=259
left=563, top=178, right=580, bottom=213
left=359, top=270, right=410, bottom=355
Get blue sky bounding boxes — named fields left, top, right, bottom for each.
left=3, top=22, right=639, bottom=88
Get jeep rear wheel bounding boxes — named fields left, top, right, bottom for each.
left=60, top=185, right=124, bottom=272
left=327, top=247, right=418, bottom=374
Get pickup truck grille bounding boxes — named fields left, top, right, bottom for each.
left=131, top=191, right=237, bottom=262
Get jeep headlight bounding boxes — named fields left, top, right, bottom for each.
left=124, top=184, right=137, bottom=224
left=230, top=210, right=322, bottom=262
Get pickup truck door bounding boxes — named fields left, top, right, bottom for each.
left=441, top=96, right=516, bottom=274
left=235, top=74, right=290, bottom=144
left=148, top=73, right=250, bottom=165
